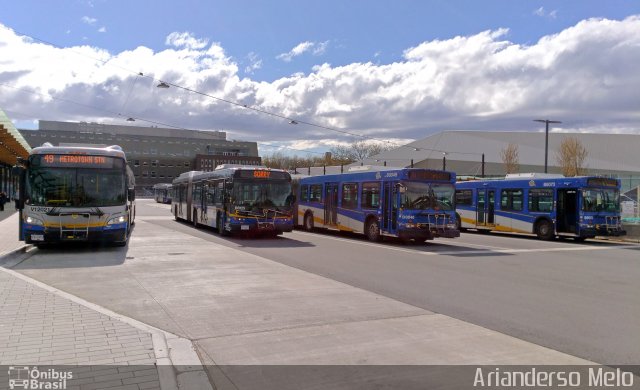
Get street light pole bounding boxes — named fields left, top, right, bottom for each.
left=533, top=119, right=562, bottom=173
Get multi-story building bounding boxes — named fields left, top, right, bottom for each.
left=19, top=120, right=259, bottom=194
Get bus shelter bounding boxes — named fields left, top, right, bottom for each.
left=0, top=109, right=31, bottom=198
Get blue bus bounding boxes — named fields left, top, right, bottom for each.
left=172, top=165, right=294, bottom=236
left=296, top=166, right=460, bottom=243
left=153, top=183, right=172, bottom=204
left=455, top=173, right=626, bottom=241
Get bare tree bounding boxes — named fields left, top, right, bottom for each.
left=330, top=140, right=393, bottom=163
left=500, top=143, right=520, bottom=174
left=556, top=136, right=588, bottom=177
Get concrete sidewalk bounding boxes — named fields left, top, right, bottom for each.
left=0, top=212, right=26, bottom=258
left=0, top=214, right=212, bottom=390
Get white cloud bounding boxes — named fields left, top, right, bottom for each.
left=276, top=41, right=329, bottom=62
left=165, top=32, right=209, bottom=50
left=244, top=52, right=262, bottom=74
left=81, top=16, right=97, bottom=25
left=534, top=7, right=558, bottom=19
left=1, top=16, right=639, bottom=153
left=98, top=26, right=106, bottom=33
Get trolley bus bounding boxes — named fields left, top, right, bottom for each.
left=296, top=166, right=460, bottom=243
left=13, top=143, right=136, bottom=246
left=455, top=173, right=626, bottom=241
left=172, top=165, right=295, bottom=236
left=153, top=183, right=172, bottom=204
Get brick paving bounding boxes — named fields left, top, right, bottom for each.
left=0, top=270, right=160, bottom=390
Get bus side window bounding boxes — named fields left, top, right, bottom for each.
left=300, top=185, right=309, bottom=202
left=309, top=184, right=322, bottom=202
left=455, top=190, right=472, bottom=206
left=342, top=183, right=358, bottom=209
left=361, top=182, right=380, bottom=209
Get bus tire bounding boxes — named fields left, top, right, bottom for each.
left=536, top=219, right=554, bottom=240
left=303, top=212, right=314, bottom=231
left=455, top=212, right=462, bottom=231
left=365, top=218, right=382, bottom=242
left=574, top=236, right=587, bottom=242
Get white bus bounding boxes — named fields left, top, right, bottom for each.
left=14, top=143, right=136, bottom=247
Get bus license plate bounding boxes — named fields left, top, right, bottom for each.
left=31, top=234, right=44, bottom=241
left=241, top=225, right=250, bottom=230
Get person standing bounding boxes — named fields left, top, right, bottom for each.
left=0, top=191, right=7, bottom=211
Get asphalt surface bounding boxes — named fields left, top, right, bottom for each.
left=8, top=199, right=640, bottom=366
left=139, top=201, right=640, bottom=365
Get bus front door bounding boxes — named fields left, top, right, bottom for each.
left=557, top=189, right=578, bottom=234
left=477, top=189, right=496, bottom=227
left=324, top=183, right=338, bottom=226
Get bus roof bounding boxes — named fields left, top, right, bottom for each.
left=172, top=166, right=291, bottom=184
left=298, top=168, right=455, bottom=184
left=30, top=143, right=126, bottom=160
left=456, top=175, right=621, bottom=189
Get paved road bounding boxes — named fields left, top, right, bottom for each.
left=9, top=199, right=640, bottom=367
left=141, top=201, right=640, bottom=365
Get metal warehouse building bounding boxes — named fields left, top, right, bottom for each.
left=357, top=130, right=640, bottom=192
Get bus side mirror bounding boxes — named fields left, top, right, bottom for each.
left=128, top=188, right=136, bottom=201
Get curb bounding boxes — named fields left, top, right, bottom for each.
left=0, top=265, right=213, bottom=390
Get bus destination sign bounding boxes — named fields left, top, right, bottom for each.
left=33, top=154, right=120, bottom=168
left=407, top=170, right=452, bottom=181
left=236, top=169, right=290, bottom=180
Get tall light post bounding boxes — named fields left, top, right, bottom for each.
left=533, top=119, right=562, bottom=173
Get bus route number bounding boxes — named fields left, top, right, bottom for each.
left=254, top=170, right=270, bottom=179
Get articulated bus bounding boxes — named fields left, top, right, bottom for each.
left=153, top=183, right=172, bottom=204
left=172, top=165, right=295, bottom=236
left=455, top=173, right=626, bottom=241
left=296, top=166, right=460, bottom=243
left=13, top=143, right=136, bottom=246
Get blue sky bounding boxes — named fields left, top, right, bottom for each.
left=1, top=0, right=639, bottom=155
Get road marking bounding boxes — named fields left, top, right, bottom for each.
left=290, top=230, right=636, bottom=257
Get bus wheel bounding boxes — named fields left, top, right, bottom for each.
left=536, top=220, right=554, bottom=240
left=304, top=213, right=314, bottom=231
left=455, top=213, right=462, bottom=231
left=365, top=219, right=382, bottom=242
left=574, top=236, right=587, bottom=242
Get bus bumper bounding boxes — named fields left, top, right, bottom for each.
left=23, top=227, right=128, bottom=244
left=579, top=226, right=627, bottom=237
left=228, top=220, right=294, bottom=234
left=398, top=228, right=460, bottom=240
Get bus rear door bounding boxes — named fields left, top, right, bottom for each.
left=382, top=182, right=398, bottom=234
left=477, top=188, right=496, bottom=228
left=324, top=182, right=338, bottom=227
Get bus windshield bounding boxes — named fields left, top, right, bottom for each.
left=27, top=167, right=126, bottom=207
left=232, top=180, right=293, bottom=210
left=400, top=181, right=455, bottom=211
left=581, top=188, right=620, bottom=212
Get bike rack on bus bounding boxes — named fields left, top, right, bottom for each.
left=58, top=212, right=91, bottom=240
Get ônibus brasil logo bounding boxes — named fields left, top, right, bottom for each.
left=7, top=366, right=72, bottom=390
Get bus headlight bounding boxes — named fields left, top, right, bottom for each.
left=405, top=223, right=416, bottom=228
left=107, top=216, right=126, bottom=225
left=25, top=216, right=44, bottom=226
